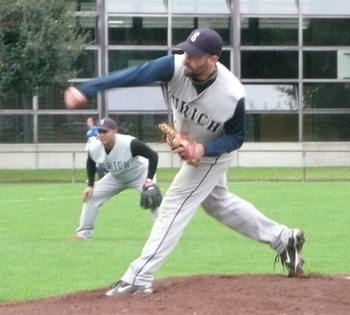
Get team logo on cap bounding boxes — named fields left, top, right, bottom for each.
left=190, top=31, right=200, bottom=42
left=100, top=119, right=105, bottom=125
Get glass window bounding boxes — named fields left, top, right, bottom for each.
left=75, top=0, right=96, bottom=11
left=107, top=86, right=168, bottom=112
left=241, top=51, right=298, bottom=79
left=107, top=0, right=166, bottom=13
left=240, top=0, right=298, bottom=15
left=241, top=18, right=298, bottom=46
left=303, top=114, right=350, bottom=141
left=76, top=16, right=98, bottom=44
left=108, top=51, right=167, bottom=72
left=0, top=115, right=33, bottom=143
left=244, top=84, right=298, bottom=111
left=37, top=85, right=97, bottom=110
left=74, top=49, right=98, bottom=78
left=108, top=113, right=169, bottom=142
left=38, top=114, right=94, bottom=143
left=245, top=113, right=298, bottom=142
left=198, top=17, right=230, bottom=32
left=337, top=50, right=350, bottom=80
left=218, top=50, right=231, bottom=70
left=108, top=17, right=167, bottom=45
left=303, top=0, right=350, bottom=15
left=172, top=17, right=230, bottom=46
left=303, top=83, right=350, bottom=109
left=172, top=0, right=230, bottom=14
left=303, top=51, right=337, bottom=79
left=303, top=19, right=350, bottom=46
left=0, top=91, right=32, bottom=110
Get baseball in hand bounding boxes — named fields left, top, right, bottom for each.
left=64, top=87, right=87, bottom=109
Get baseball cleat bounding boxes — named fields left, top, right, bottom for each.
left=275, top=229, right=305, bottom=277
left=105, top=280, right=153, bottom=296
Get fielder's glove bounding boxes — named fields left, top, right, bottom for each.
left=158, top=122, right=199, bottom=166
left=140, top=180, right=162, bottom=210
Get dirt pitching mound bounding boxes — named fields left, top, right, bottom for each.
left=1, top=274, right=350, bottom=315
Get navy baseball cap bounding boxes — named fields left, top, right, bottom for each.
left=177, top=28, right=223, bottom=57
left=97, top=117, right=117, bottom=131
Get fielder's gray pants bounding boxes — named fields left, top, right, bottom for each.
left=122, top=157, right=291, bottom=286
left=76, top=170, right=157, bottom=239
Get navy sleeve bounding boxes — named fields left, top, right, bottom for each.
left=203, top=97, right=245, bottom=156
left=130, top=138, right=158, bottom=180
left=86, top=153, right=96, bottom=187
left=77, top=55, right=175, bottom=99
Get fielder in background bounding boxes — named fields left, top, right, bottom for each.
left=65, top=28, right=305, bottom=295
left=85, top=117, right=105, bottom=180
left=74, top=117, right=162, bottom=241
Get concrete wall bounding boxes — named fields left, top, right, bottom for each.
left=0, top=142, right=350, bottom=169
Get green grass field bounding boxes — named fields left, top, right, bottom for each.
left=1, top=180, right=349, bottom=303
left=2, top=167, right=350, bottom=183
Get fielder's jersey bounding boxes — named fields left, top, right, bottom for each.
left=84, top=126, right=98, bottom=151
left=168, top=54, right=245, bottom=162
left=89, top=134, right=148, bottom=183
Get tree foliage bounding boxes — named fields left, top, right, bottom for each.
left=0, top=0, right=88, bottom=96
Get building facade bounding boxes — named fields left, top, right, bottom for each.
left=1, top=0, right=350, bottom=144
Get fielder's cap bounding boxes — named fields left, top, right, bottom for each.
left=97, top=117, right=117, bottom=131
left=177, top=28, right=223, bottom=57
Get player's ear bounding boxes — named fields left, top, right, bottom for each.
left=208, top=55, right=218, bottom=66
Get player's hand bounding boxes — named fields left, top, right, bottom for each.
left=64, top=87, right=87, bottom=110
left=82, top=187, right=94, bottom=202
left=173, top=142, right=205, bottom=162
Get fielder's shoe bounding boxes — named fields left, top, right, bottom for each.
left=105, top=280, right=153, bottom=296
left=72, top=235, right=86, bottom=241
left=275, top=229, right=305, bottom=277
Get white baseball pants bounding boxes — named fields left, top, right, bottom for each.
left=122, top=156, right=291, bottom=286
left=76, top=170, right=157, bottom=239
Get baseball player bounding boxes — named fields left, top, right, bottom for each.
left=74, top=117, right=162, bottom=241
left=65, top=28, right=305, bottom=295
left=85, top=117, right=105, bottom=180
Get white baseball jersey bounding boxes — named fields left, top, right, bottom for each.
left=88, top=134, right=148, bottom=183
left=168, top=54, right=245, bottom=163
left=84, top=136, right=97, bottom=152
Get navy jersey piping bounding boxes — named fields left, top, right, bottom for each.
left=132, top=156, right=221, bottom=285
